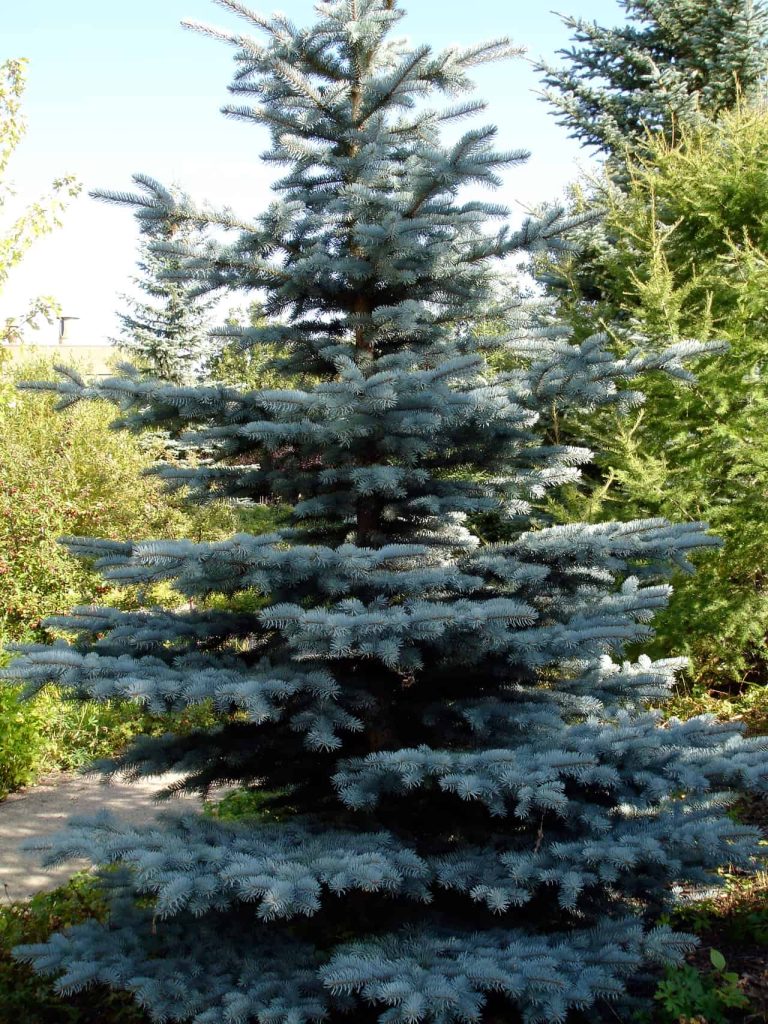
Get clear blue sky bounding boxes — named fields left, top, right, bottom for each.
left=2, top=0, right=624, bottom=344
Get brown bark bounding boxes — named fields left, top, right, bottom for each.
left=353, top=293, right=374, bottom=354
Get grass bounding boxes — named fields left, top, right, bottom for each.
left=0, top=873, right=149, bottom=1024
left=662, top=865, right=768, bottom=1023
left=665, top=680, right=768, bottom=737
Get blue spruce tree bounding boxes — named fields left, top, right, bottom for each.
left=5, top=2, right=768, bottom=1021
left=112, top=176, right=219, bottom=384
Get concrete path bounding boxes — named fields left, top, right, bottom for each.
left=0, top=771, right=206, bottom=901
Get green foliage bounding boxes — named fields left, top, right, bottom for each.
left=235, top=501, right=293, bottom=535
left=0, top=873, right=149, bottom=1023
left=672, top=868, right=768, bottom=949
left=636, top=869, right=768, bottom=1023
left=0, top=355, right=235, bottom=796
left=0, top=359, right=191, bottom=644
left=542, top=101, right=768, bottom=689
left=206, top=302, right=310, bottom=390
left=0, top=679, right=44, bottom=795
left=653, top=953, right=749, bottom=1024
left=537, top=0, right=768, bottom=157
left=0, top=668, right=222, bottom=800
left=0, top=58, right=81, bottom=343
left=204, top=786, right=295, bottom=823
left=666, top=682, right=768, bottom=737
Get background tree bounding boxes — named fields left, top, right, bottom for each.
left=537, top=0, right=768, bottom=157
left=542, top=101, right=768, bottom=699
left=534, top=0, right=768, bottom=317
left=206, top=300, right=295, bottom=389
left=531, top=1, right=768, bottom=703
left=6, top=3, right=768, bottom=1023
left=112, top=177, right=218, bottom=384
left=0, top=58, right=80, bottom=344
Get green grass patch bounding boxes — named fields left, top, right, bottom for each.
left=0, top=874, right=148, bottom=1024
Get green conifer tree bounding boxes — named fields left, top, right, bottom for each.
left=533, top=0, right=768, bottom=320
left=534, top=2, right=768, bottom=693
left=112, top=177, right=218, bottom=384
left=537, top=0, right=768, bottom=156
left=5, top=4, right=768, bottom=1022
left=542, top=102, right=768, bottom=693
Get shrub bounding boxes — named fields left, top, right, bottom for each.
left=653, top=951, right=749, bottom=1024
left=0, top=354, right=235, bottom=796
left=0, top=873, right=149, bottom=1023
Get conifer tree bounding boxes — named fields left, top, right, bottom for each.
left=537, top=0, right=768, bottom=156
left=5, top=3, right=768, bottom=1022
left=112, top=177, right=218, bottom=384
left=533, top=1, right=768, bottom=692
left=534, top=1, right=768, bottom=344
left=542, top=102, right=768, bottom=692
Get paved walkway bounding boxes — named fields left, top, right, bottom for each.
left=0, top=771, right=205, bottom=901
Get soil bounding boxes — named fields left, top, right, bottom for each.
left=0, top=770, right=205, bottom=901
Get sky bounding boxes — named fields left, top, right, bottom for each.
left=1, top=0, right=623, bottom=345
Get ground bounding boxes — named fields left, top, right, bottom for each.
left=0, top=770, right=205, bottom=900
